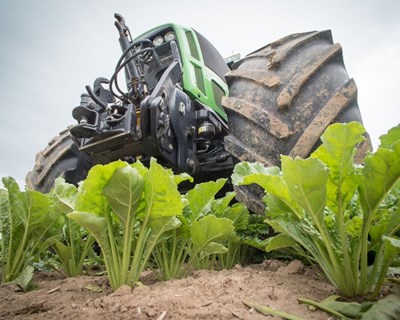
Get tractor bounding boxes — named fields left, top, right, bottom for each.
left=26, top=14, right=370, bottom=214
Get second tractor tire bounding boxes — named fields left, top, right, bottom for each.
left=25, top=129, right=93, bottom=193
left=223, top=30, right=371, bottom=214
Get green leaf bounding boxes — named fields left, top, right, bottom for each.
left=190, top=215, right=234, bottom=253
left=313, top=122, right=364, bottom=155
left=148, top=216, right=182, bottom=244
left=244, top=300, right=305, bottom=320
left=7, top=265, right=34, bottom=292
left=379, top=124, right=400, bottom=149
left=220, top=203, right=249, bottom=230
left=144, top=159, right=183, bottom=219
left=54, top=240, right=72, bottom=270
left=50, top=177, right=97, bottom=277
left=202, top=242, right=228, bottom=255
left=312, top=122, right=365, bottom=173
left=175, top=215, right=191, bottom=241
left=75, top=161, right=128, bottom=215
left=173, top=172, right=194, bottom=186
left=103, top=166, right=144, bottom=224
left=281, top=156, right=328, bottom=223
left=242, top=237, right=269, bottom=251
left=359, top=140, right=400, bottom=214
left=265, top=234, right=299, bottom=252
left=2, top=177, right=20, bottom=200
left=380, top=236, right=400, bottom=276
left=39, top=234, right=61, bottom=252
left=68, top=210, right=115, bottom=281
left=298, top=296, right=372, bottom=319
left=6, top=184, right=56, bottom=252
left=67, top=211, right=108, bottom=247
left=212, top=191, right=236, bottom=216
left=311, top=122, right=364, bottom=212
left=186, top=179, right=226, bottom=221
left=130, top=160, right=148, bottom=176
left=361, top=292, right=400, bottom=319
left=369, top=206, right=400, bottom=244
left=345, top=215, right=363, bottom=237
left=232, top=161, right=280, bottom=186
left=52, top=178, right=78, bottom=213
left=383, top=235, right=400, bottom=251
left=237, top=167, right=302, bottom=219
left=25, top=190, right=54, bottom=232
left=266, top=216, right=319, bottom=260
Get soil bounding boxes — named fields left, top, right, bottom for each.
left=0, top=260, right=336, bottom=320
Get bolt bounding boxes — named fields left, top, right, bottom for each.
left=187, top=158, right=195, bottom=168
left=80, top=117, right=88, bottom=124
left=161, top=88, right=167, bottom=100
left=179, top=102, right=185, bottom=115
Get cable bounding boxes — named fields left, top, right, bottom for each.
left=110, top=46, right=158, bottom=103
left=85, top=85, right=107, bottom=111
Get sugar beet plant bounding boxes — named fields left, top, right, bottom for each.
left=49, top=178, right=96, bottom=277
left=151, top=179, right=252, bottom=280
left=233, top=122, right=400, bottom=298
left=0, top=177, right=59, bottom=287
left=66, top=158, right=191, bottom=290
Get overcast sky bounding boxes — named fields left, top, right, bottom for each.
left=1, top=0, right=399, bottom=187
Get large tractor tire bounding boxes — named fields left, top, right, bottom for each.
left=26, top=129, right=93, bottom=193
left=223, top=30, right=371, bottom=214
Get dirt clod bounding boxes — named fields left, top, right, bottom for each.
left=278, top=259, right=305, bottom=275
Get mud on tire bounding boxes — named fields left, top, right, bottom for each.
left=223, top=30, right=371, bottom=214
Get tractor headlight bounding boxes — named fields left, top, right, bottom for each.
left=164, top=31, right=175, bottom=42
left=152, top=36, right=164, bottom=46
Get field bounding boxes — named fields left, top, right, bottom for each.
left=0, top=260, right=334, bottom=320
